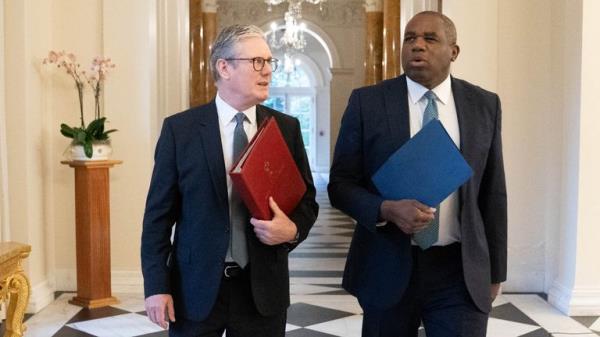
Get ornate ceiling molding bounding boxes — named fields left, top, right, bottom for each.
left=364, top=0, right=382, bottom=12
left=218, top=0, right=364, bottom=28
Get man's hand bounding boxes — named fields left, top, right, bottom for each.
left=490, top=283, right=501, bottom=302
left=380, top=200, right=436, bottom=235
left=250, top=197, right=298, bottom=245
left=145, top=294, right=175, bottom=329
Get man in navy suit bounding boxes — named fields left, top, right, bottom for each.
left=141, top=24, right=318, bottom=336
left=329, top=11, right=507, bottom=337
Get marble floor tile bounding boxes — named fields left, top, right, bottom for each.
left=290, top=296, right=363, bottom=315
left=290, top=284, right=346, bottom=295
left=287, top=302, right=356, bottom=327
left=486, top=317, right=541, bottom=337
left=492, top=294, right=510, bottom=307
left=290, top=277, right=344, bottom=285
left=289, top=258, right=346, bottom=271
left=24, top=294, right=83, bottom=337
left=308, top=227, right=353, bottom=235
left=66, top=313, right=163, bottom=337
left=111, top=293, right=148, bottom=313
left=504, top=294, right=594, bottom=335
left=302, top=235, right=351, bottom=243
left=589, top=316, right=600, bottom=332
left=294, top=244, right=350, bottom=249
left=305, top=314, right=363, bottom=337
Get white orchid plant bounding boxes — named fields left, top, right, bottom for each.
left=44, top=50, right=117, bottom=158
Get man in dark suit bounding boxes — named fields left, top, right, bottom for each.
left=141, top=24, right=318, bottom=337
left=328, top=11, right=506, bottom=337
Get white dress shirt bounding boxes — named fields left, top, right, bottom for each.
left=215, top=93, right=258, bottom=202
left=215, top=93, right=258, bottom=262
left=406, top=75, right=461, bottom=246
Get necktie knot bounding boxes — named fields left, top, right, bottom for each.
left=424, top=90, right=436, bottom=102
left=234, top=112, right=246, bottom=126
left=232, top=112, right=249, bottom=161
left=422, top=90, right=439, bottom=125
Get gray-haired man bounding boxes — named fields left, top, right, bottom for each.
left=141, top=24, right=318, bottom=336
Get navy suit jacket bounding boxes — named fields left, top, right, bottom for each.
left=328, top=75, right=507, bottom=313
left=141, top=102, right=318, bottom=321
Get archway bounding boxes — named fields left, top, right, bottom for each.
left=262, top=20, right=336, bottom=172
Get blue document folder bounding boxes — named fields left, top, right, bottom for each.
left=372, top=120, right=473, bottom=206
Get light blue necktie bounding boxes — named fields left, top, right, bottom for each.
left=413, top=90, right=440, bottom=250
left=230, top=112, right=249, bottom=267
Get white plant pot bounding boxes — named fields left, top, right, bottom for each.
left=70, top=142, right=113, bottom=161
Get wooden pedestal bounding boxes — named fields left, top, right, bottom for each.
left=61, top=160, right=122, bottom=308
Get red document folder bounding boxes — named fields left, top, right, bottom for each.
left=229, top=117, right=307, bottom=220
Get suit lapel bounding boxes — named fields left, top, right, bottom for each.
left=197, top=101, right=229, bottom=212
left=452, top=77, right=476, bottom=210
left=256, top=105, right=271, bottom=126
left=384, top=75, right=411, bottom=151
left=198, top=103, right=270, bottom=214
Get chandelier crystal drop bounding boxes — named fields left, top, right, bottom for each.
left=266, top=0, right=326, bottom=74
left=264, top=0, right=326, bottom=13
left=266, top=0, right=326, bottom=52
left=269, top=10, right=307, bottom=51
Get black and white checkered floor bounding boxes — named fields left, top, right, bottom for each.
left=16, top=178, right=600, bottom=336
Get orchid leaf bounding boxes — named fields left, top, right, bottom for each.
left=83, top=142, right=93, bottom=158
left=60, top=124, right=75, bottom=138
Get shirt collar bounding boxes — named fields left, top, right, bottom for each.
left=406, top=74, right=452, bottom=106
left=215, top=92, right=257, bottom=127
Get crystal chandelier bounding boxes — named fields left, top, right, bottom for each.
left=269, top=9, right=308, bottom=52
left=266, top=0, right=326, bottom=73
left=266, top=0, right=327, bottom=52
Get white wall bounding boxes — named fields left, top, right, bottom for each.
left=51, top=0, right=159, bottom=291
left=575, top=0, right=600, bottom=297
left=444, top=0, right=498, bottom=91
left=447, top=0, right=600, bottom=314
left=0, top=0, right=9, bottom=241
left=4, top=0, right=55, bottom=311
left=50, top=0, right=105, bottom=292
left=497, top=0, right=559, bottom=292
left=3, top=0, right=161, bottom=308
left=444, top=0, right=562, bottom=293
left=568, top=0, right=600, bottom=314
left=102, top=0, right=157, bottom=273
left=549, top=0, right=600, bottom=315
left=157, top=0, right=189, bottom=121
left=548, top=0, right=579, bottom=306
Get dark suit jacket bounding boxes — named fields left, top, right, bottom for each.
left=141, top=102, right=318, bottom=321
left=328, top=75, right=507, bottom=313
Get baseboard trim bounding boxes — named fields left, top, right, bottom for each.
left=549, top=280, right=600, bottom=315
left=111, top=270, right=143, bottom=294
left=55, top=269, right=143, bottom=294
left=28, top=280, right=55, bottom=313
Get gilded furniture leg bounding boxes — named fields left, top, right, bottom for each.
left=2, top=272, right=30, bottom=337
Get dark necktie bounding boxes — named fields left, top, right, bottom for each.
left=230, top=112, right=249, bottom=267
left=413, top=90, right=440, bottom=250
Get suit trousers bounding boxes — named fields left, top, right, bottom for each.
left=362, top=243, right=489, bottom=337
left=169, top=265, right=287, bottom=337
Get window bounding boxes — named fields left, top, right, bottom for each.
left=264, top=61, right=316, bottom=166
